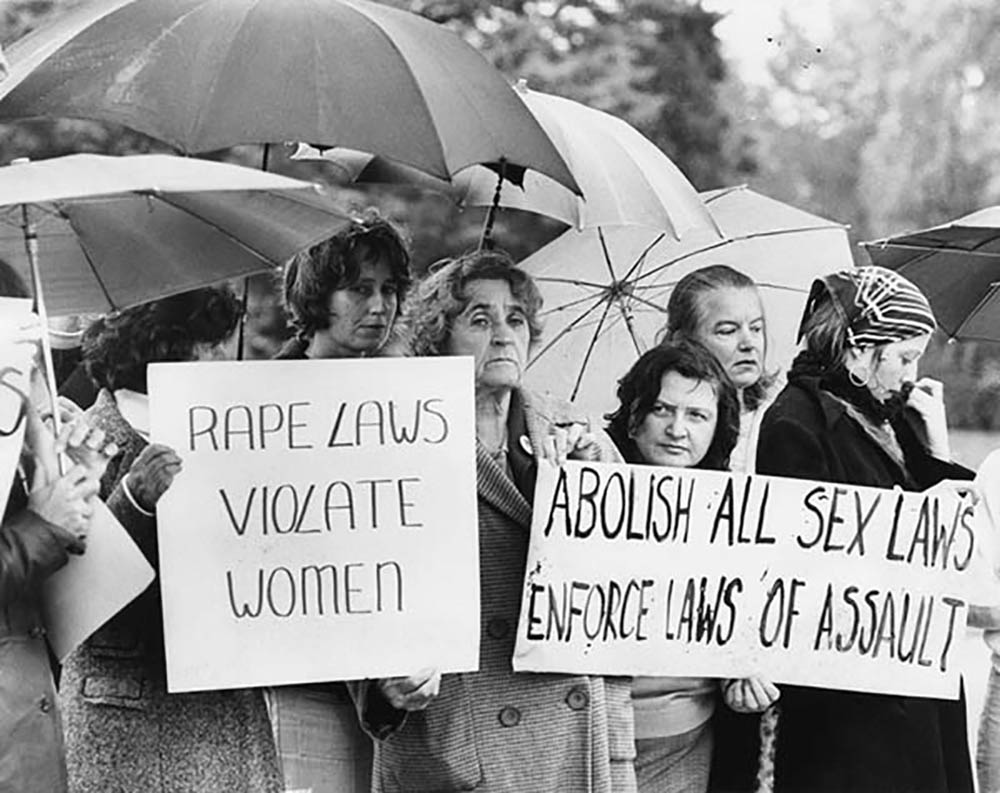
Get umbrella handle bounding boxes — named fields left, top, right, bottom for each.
left=21, top=204, right=65, bottom=477
left=478, top=158, right=507, bottom=251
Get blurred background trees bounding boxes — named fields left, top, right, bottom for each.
left=3, top=0, right=1000, bottom=432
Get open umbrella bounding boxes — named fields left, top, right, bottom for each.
left=519, top=186, right=854, bottom=415
left=0, top=153, right=351, bottom=410
left=862, top=207, right=1000, bottom=342
left=0, top=0, right=577, bottom=194
left=295, top=82, right=718, bottom=243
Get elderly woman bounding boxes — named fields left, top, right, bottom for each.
left=59, top=286, right=284, bottom=793
left=274, top=210, right=413, bottom=793
left=756, top=266, right=973, bottom=793
left=0, top=263, right=111, bottom=792
left=605, top=340, right=741, bottom=793
left=351, top=249, right=637, bottom=793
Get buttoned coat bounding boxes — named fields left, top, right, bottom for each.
left=755, top=374, right=973, bottom=793
left=0, top=478, right=80, bottom=793
left=59, top=390, right=282, bottom=793
left=353, top=389, right=637, bottom=793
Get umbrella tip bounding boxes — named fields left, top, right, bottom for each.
left=515, top=77, right=529, bottom=93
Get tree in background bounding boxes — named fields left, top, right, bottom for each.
left=0, top=0, right=750, bottom=354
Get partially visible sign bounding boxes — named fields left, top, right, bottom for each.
left=0, top=298, right=34, bottom=519
left=514, top=461, right=984, bottom=699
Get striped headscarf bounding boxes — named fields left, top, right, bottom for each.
left=800, top=266, right=936, bottom=348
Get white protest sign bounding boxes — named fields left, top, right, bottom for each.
left=513, top=461, right=985, bottom=699
left=0, top=298, right=34, bottom=519
left=149, top=357, right=479, bottom=693
left=42, top=498, right=156, bottom=661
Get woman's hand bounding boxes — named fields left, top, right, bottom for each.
left=28, top=462, right=100, bottom=541
left=377, top=668, right=441, bottom=711
left=125, top=443, right=182, bottom=512
left=905, top=377, right=951, bottom=460
left=723, top=675, right=780, bottom=713
left=542, top=421, right=600, bottom=466
left=55, top=414, right=118, bottom=479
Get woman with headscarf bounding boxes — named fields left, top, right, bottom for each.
left=755, top=266, right=973, bottom=793
left=59, top=286, right=284, bottom=793
left=351, top=248, right=637, bottom=793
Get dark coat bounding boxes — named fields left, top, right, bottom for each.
left=352, top=390, right=637, bottom=793
left=59, top=390, right=282, bottom=793
left=754, top=374, right=974, bottom=793
left=0, top=478, right=80, bottom=793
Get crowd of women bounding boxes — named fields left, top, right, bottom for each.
left=0, top=207, right=994, bottom=793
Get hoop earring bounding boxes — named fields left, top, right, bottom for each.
left=847, top=365, right=870, bottom=388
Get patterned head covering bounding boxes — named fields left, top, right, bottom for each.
left=799, top=266, right=936, bottom=349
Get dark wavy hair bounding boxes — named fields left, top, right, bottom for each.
left=408, top=249, right=543, bottom=357
left=605, top=339, right=740, bottom=471
left=282, top=208, right=412, bottom=340
left=663, top=264, right=776, bottom=411
left=82, top=286, right=242, bottom=393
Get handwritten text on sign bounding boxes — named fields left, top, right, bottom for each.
left=513, top=461, right=983, bottom=699
left=149, top=358, right=478, bottom=693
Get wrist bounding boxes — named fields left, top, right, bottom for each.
left=122, top=474, right=154, bottom=516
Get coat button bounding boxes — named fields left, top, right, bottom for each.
left=39, top=696, right=51, bottom=713
left=566, top=686, right=589, bottom=711
left=498, top=706, right=521, bottom=728
left=486, top=618, right=510, bottom=639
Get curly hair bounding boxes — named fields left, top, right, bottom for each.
left=282, top=208, right=412, bottom=340
left=663, top=264, right=776, bottom=411
left=408, top=249, right=543, bottom=357
left=605, top=339, right=740, bottom=471
left=82, top=286, right=242, bottom=393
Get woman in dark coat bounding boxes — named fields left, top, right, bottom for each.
left=755, top=266, right=973, bottom=793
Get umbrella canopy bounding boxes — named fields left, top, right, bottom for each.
left=295, top=83, right=717, bottom=239
left=0, top=153, right=351, bottom=315
left=0, top=0, right=577, bottom=192
left=862, top=207, right=1000, bottom=342
left=519, top=186, right=854, bottom=416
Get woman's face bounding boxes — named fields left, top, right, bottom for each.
left=861, top=333, right=930, bottom=401
left=446, top=278, right=531, bottom=395
left=316, top=256, right=400, bottom=358
left=192, top=334, right=237, bottom=362
left=691, top=287, right=765, bottom=392
left=631, top=370, right=718, bottom=468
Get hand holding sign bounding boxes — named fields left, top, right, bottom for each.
left=904, top=377, right=951, bottom=460
left=542, top=420, right=600, bottom=466
left=28, top=462, right=100, bottom=544
left=723, top=675, right=781, bottom=714
left=125, top=444, right=183, bottom=512
left=378, top=668, right=442, bottom=711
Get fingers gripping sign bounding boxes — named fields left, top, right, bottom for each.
left=125, top=443, right=183, bottom=513
left=541, top=420, right=600, bottom=467
left=378, top=668, right=442, bottom=712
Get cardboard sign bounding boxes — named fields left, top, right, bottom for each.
left=42, top=498, right=156, bottom=660
left=513, top=461, right=986, bottom=699
left=149, top=358, right=479, bottom=693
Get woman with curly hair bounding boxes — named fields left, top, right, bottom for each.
left=272, top=210, right=414, bottom=793
left=350, top=248, right=637, bottom=793
left=59, top=286, right=284, bottom=793
left=605, top=340, right=743, bottom=793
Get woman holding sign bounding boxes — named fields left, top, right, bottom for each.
left=604, top=340, right=749, bottom=793
left=275, top=211, right=413, bottom=793
left=350, top=249, right=637, bottom=793
left=755, top=266, right=973, bottom=793
left=0, top=264, right=115, bottom=793
left=59, top=287, right=285, bottom=793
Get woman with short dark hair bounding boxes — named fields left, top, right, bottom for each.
left=60, top=286, right=284, bottom=793
left=605, top=340, right=741, bottom=793
left=353, top=248, right=637, bottom=793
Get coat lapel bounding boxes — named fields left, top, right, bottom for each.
left=476, top=441, right=533, bottom=528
